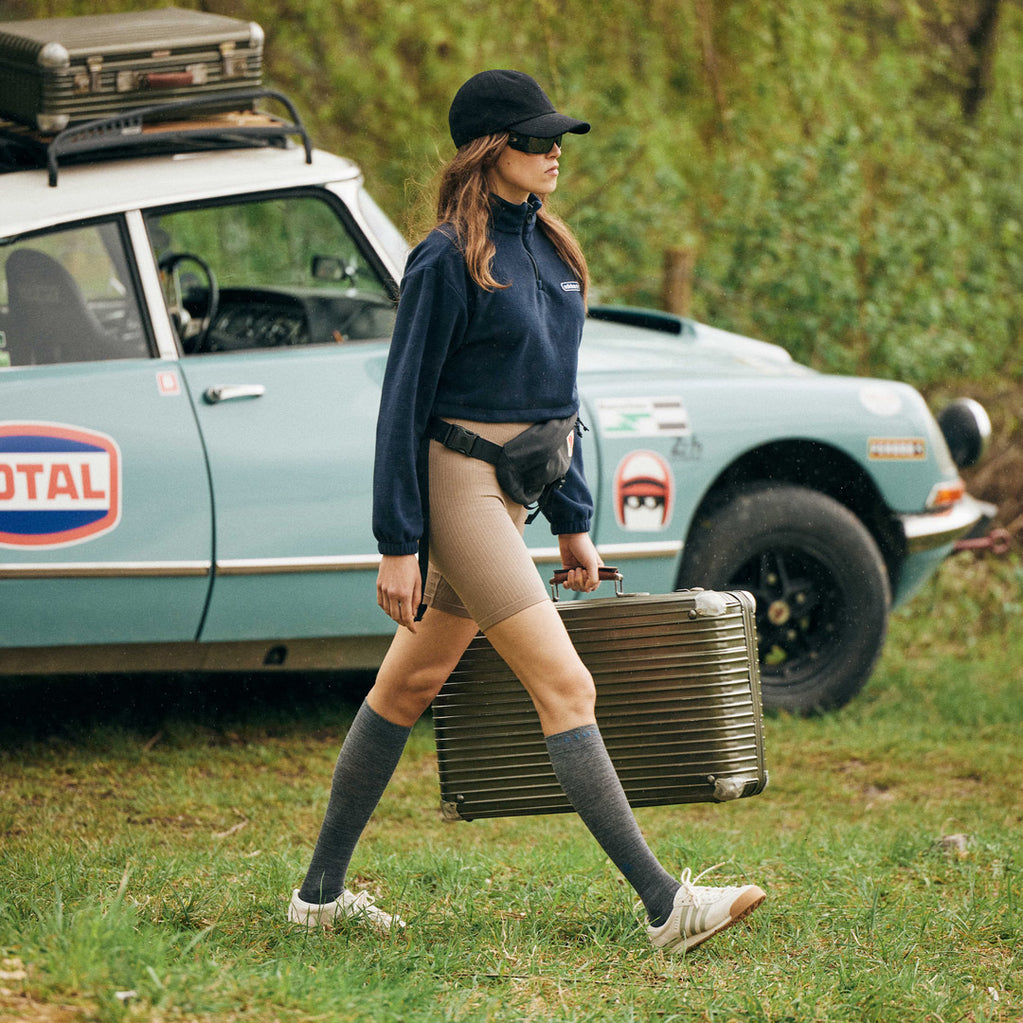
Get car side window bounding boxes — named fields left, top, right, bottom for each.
left=0, top=220, right=149, bottom=368
left=144, top=193, right=397, bottom=355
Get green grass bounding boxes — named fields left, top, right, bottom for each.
left=1, top=554, right=1020, bottom=1022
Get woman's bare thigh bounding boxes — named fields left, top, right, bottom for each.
left=366, top=607, right=482, bottom=727
left=484, top=599, right=596, bottom=736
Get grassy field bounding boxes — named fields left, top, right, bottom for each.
left=1, top=553, right=1020, bottom=1023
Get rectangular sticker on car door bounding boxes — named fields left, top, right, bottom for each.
left=867, top=437, right=927, bottom=461
left=596, top=396, right=691, bottom=437
left=0, top=422, right=121, bottom=548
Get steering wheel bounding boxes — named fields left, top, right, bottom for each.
left=158, top=251, right=220, bottom=353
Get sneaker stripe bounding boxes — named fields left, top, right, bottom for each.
left=648, top=878, right=766, bottom=954
left=683, top=885, right=766, bottom=951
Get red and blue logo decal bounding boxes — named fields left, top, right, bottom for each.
left=0, top=422, right=121, bottom=548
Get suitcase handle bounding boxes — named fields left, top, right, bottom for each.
left=549, top=565, right=622, bottom=600
left=142, top=72, right=199, bottom=90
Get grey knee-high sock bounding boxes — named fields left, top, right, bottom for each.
left=298, top=701, right=411, bottom=904
left=546, top=723, right=680, bottom=926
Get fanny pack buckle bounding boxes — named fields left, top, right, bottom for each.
left=441, top=422, right=479, bottom=456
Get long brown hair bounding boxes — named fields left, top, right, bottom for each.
left=434, top=134, right=589, bottom=299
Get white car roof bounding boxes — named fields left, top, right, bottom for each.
left=0, top=144, right=362, bottom=238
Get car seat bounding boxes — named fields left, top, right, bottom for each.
left=4, top=248, right=122, bottom=365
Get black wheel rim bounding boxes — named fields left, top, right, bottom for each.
left=730, top=545, right=844, bottom=687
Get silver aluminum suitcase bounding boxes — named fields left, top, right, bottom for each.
left=0, top=8, right=263, bottom=132
left=433, top=572, right=767, bottom=821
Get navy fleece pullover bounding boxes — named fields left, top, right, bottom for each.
left=373, top=194, right=593, bottom=556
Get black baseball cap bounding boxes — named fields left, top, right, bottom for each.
left=448, top=69, right=590, bottom=148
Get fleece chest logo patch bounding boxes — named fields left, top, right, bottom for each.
left=0, top=422, right=121, bottom=548
left=560, top=281, right=581, bottom=292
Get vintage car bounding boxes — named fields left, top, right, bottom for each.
left=0, top=91, right=990, bottom=714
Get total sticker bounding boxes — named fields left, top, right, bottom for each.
left=0, top=422, right=121, bottom=547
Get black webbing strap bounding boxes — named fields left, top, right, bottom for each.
left=414, top=434, right=430, bottom=621
left=426, top=418, right=504, bottom=464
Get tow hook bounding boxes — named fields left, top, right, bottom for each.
left=954, top=528, right=1013, bottom=555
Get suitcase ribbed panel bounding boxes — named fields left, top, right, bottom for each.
left=433, top=589, right=767, bottom=820
left=0, top=11, right=262, bottom=131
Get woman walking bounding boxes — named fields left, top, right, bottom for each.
left=288, top=69, right=765, bottom=953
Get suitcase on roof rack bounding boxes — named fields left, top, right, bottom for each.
left=432, top=570, right=768, bottom=822
left=0, top=8, right=263, bottom=132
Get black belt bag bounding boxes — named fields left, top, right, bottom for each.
left=427, top=414, right=579, bottom=510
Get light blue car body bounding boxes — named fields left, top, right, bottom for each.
left=0, top=138, right=984, bottom=708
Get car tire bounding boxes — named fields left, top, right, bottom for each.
left=678, top=482, right=891, bottom=714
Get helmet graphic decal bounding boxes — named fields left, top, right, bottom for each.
left=613, top=450, right=674, bottom=531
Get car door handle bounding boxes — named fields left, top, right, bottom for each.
left=203, top=384, right=266, bottom=404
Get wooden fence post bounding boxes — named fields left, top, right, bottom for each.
left=662, top=246, right=695, bottom=316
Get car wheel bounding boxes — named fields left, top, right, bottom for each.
left=678, top=482, right=891, bottom=714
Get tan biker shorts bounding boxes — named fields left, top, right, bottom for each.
left=424, top=418, right=551, bottom=630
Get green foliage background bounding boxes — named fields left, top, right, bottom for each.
left=7, top=0, right=1022, bottom=385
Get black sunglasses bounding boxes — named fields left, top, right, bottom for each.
left=506, top=132, right=563, bottom=154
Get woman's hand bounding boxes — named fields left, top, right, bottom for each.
left=557, top=533, right=603, bottom=592
left=377, top=554, right=421, bottom=632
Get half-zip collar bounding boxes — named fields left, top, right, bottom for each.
left=489, top=192, right=541, bottom=235
left=490, top=193, right=543, bottom=288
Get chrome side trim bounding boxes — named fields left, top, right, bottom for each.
left=2, top=542, right=682, bottom=582
left=587, top=540, right=683, bottom=561
left=899, top=495, right=986, bottom=554
left=203, top=514, right=974, bottom=572
left=216, top=554, right=382, bottom=575
left=528, top=540, right=683, bottom=565
left=216, top=541, right=683, bottom=577
left=0, top=561, right=210, bottom=579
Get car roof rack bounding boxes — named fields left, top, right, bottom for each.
left=0, top=88, right=312, bottom=187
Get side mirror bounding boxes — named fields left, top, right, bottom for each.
left=311, top=255, right=357, bottom=284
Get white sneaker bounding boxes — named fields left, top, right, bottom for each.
left=287, top=888, right=406, bottom=935
left=647, top=867, right=765, bottom=952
